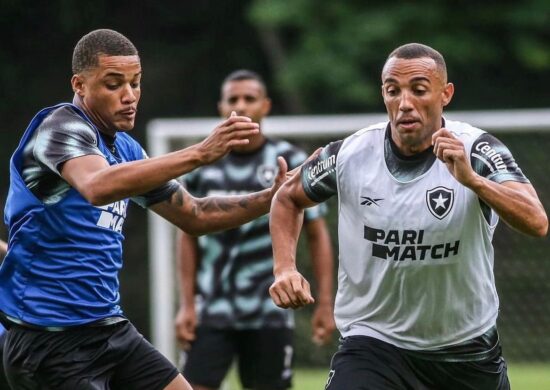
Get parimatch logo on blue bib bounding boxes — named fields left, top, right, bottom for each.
left=96, top=200, right=128, bottom=233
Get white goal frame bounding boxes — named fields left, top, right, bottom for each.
left=146, top=108, right=550, bottom=362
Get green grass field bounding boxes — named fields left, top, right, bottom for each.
left=225, top=363, right=550, bottom=389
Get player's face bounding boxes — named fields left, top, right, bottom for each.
left=72, top=55, right=141, bottom=135
left=381, top=57, right=454, bottom=154
left=218, top=79, right=271, bottom=124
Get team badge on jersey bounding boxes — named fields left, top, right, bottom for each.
left=426, top=186, right=454, bottom=220
left=257, top=164, right=277, bottom=187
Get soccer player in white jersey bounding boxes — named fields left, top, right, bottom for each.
left=268, top=43, right=548, bottom=389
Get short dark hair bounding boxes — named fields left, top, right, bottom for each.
left=72, top=29, right=138, bottom=74
left=385, top=43, right=447, bottom=80
left=221, top=69, right=267, bottom=96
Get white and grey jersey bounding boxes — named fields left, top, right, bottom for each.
left=300, top=119, right=528, bottom=350
left=21, top=105, right=178, bottom=207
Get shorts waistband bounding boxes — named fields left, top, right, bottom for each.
left=0, top=312, right=127, bottom=332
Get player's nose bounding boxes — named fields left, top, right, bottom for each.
left=232, top=96, right=249, bottom=111
left=399, top=91, right=413, bottom=111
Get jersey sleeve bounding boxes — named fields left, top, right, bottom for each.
left=284, top=146, right=328, bottom=221
left=33, top=106, right=103, bottom=175
left=301, top=140, right=343, bottom=203
left=131, top=148, right=181, bottom=208
left=470, top=133, right=529, bottom=183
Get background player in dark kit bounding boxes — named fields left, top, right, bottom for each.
left=176, top=70, right=335, bottom=390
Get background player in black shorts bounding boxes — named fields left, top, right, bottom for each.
left=175, top=70, right=335, bottom=390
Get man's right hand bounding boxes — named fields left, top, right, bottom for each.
left=175, top=306, right=197, bottom=351
left=197, top=111, right=259, bottom=165
left=269, top=269, right=315, bottom=309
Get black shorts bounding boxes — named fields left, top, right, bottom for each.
left=3, top=320, right=179, bottom=390
left=0, top=330, right=9, bottom=389
left=181, top=326, right=293, bottom=389
left=325, top=335, right=510, bottom=390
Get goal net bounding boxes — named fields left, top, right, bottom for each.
left=146, top=109, right=550, bottom=363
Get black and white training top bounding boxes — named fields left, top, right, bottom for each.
left=183, top=138, right=326, bottom=329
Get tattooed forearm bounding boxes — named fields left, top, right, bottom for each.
left=196, top=190, right=268, bottom=213
left=153, top=187, right=273, bottom=236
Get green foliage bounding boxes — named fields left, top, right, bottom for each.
left=247, top=0, right=550, bottom=112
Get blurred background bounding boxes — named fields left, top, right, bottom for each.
left=1, top=0, right=549, bottom=375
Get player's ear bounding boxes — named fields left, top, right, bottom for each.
left=442, top=82, right=454, bottom=107
left=380, top=84, right=388, bottom=101
left=262, top=97, right=272, bottom=117
left=71, top=74, right=86, bottom=97
left=217, top=101, right=226, bottom=118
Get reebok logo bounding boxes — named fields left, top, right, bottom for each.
left=361, top=196, right=383, bottom=206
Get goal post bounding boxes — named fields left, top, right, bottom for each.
left=146, top=108, right=550, bottom=362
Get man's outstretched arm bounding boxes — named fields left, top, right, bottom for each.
left=269, top=169, right=320, bottom=310
left=150, top=157, right=287, bottom=236
left=60, top=114, right=259, bottom=206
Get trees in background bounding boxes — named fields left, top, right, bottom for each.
left=248, top=0, right=550, bottom=113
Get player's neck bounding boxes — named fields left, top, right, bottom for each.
left=232, top=132, right=266, bottom=154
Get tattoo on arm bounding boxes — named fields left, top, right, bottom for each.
left=169, top=187, right=185, bottom=207
left=165, top=185, right=267, bottom=219
left=195, top=191, right=264, bottom=213
left=167, top=186, right=201, bottom=217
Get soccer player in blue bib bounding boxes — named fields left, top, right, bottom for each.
left=0, top=29, right=289, bottom=390
left=268, top=43, right=548, bottom=389
left=175, top=70, right=335, bottom=390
